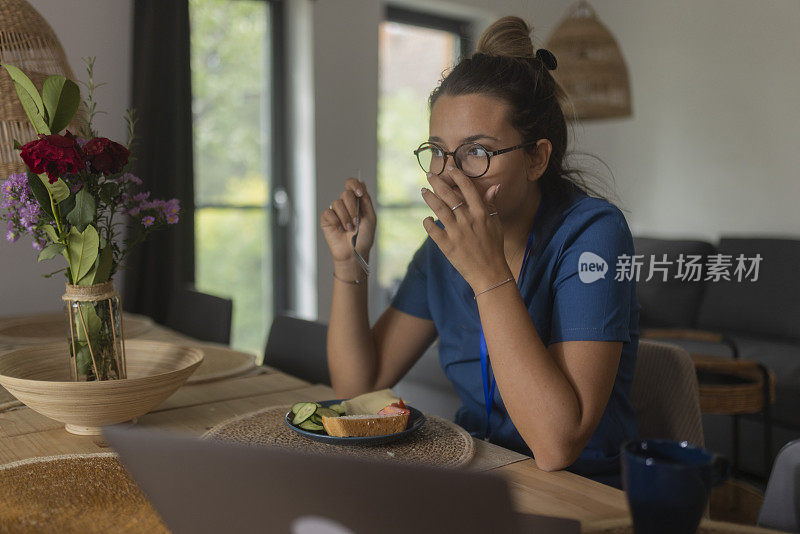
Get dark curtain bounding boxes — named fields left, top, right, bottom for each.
left=123, top=0, right=195, bottom=322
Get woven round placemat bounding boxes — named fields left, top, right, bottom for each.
left=203, top=405, right=475, bottom=468
left=0, top=312, right=154, bottom=345
left=0, top=385, right=21, bottom=412
left=186, top=343, right=257, bottom=384
left=0, top=453, right=167, bottom=533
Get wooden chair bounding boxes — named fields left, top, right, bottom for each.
left=642, top=328, right=777, bottom=476
left=263, top=315, right=330, bottom=386
left=165, top=287, right=233, bottom=345
left=630, top=340, right=705, bottom=446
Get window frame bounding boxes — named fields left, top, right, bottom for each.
left=191, top=0, right=292, bottom=320
left=376, top=7, right=473, bottom=291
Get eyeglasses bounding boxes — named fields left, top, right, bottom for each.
left=413, top=140, right=538, bottom=179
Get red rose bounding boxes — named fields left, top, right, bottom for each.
left=19, top=131, right=85, bottom=184
left=83, top=137, right=130, bottom=176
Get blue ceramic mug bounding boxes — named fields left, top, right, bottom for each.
left=621, top=439, right=729, bottom=534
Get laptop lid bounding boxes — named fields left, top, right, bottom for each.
left=105, top=425, right=579, bottom=534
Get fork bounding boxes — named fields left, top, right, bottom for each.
left=351, top=199, right=370, bottom=275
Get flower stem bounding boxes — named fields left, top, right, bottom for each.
left=48, top=190, right=74, bottom=283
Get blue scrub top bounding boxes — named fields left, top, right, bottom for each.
left=390, top=185, right=641, bottom=487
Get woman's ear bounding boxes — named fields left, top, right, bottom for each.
left=527, top=139, right=552, bottom=181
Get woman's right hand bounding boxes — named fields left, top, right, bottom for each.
left=320, top=177, right=377, bottom=265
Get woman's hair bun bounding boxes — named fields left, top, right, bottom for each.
left=476, top=16, right=535, bottom=58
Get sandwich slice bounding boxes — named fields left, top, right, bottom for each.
left=321, top=411, right=410, bottom=438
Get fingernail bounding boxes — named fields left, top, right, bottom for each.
left=356, top=189, right=363, bottom=197
left=425, top=172, right=432, bottom=178
left=446, top=165, right=454, bottom=171
left=352, top=217, right=358, bottom=226
left=421, top=187, right=429, bottom=194
left=346, top=223, right=354, bottom=231
left=493, top=184, right=501, bottom=197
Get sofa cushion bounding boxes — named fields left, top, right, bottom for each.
left=697, top=237, right=800, bottom=341
left=633, top=237, right=717, bottom=329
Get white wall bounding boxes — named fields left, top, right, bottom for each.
left=569, top=0, right=800, bottom=241
left=0, top=0, right=133, bottom=317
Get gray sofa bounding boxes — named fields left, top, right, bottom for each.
left=634, top=236, right=800, bottom=480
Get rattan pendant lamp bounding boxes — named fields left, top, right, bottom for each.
left=0, top=0, right=82, bottom=178
left=545, top=1, right=632, bottom=120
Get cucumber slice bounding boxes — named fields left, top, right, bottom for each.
left=290, top=402, right=306, bottom=415
left=316, top=407, right=338, bottom=418
left=328, top=403, right=346, bottom=415
left=310, top=413, right=323, bottom=424
left=298, top=419, right=324, bottom=432
left=292, top=403, right=317, bottom=425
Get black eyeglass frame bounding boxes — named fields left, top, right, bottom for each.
left=413, top=140, right=539, bottom=178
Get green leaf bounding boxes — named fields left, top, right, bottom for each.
left=78, top=261, right=98, bottom=286
left=3, top=65, right=45, bottom=115
left=92, top=245, right=113, bottom=284
left=42, top=76, right=81, bottom=134
left=42, top=224, right=59, bottom=243
left=13, top=81, right=51, bottom=135
left=99, top=182, right=119, bottom=204
left=74, top=303, right=101, bottom=344
left=26, top=173, right=54, bottom=221
left=42, top=175, right=69, bottom=204
left=13, top=139, right=21, bottom=150
left=66, top=224, right=99, bottom=284
left=75, top=345, right=91, bottom=375
left=66, top=188, right=95, bottom=231
left=59, top=192, right=75, bottom=221
left=37, top=242, right=65, bottom=262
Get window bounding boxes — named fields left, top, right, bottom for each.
left=189, top=0, right=283, bottom=357
left=377, top=8, right=470, bottom=296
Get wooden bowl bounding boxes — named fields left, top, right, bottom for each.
left=0, top=340, right=203, bottom=435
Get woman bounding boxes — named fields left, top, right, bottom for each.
left=320, top=16, right=640, bottom=487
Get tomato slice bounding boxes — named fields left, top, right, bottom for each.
left=392, top=398, right=407, bottom=410
left=378, top=405, right=410, bottom=416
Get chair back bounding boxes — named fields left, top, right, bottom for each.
left=758, top=439, right=800, bottom=532
left=264, top=315, right=330, bottom=385
left=631, top=340, right=705, bottom=446
left=166, top=287, right=233, bottom=345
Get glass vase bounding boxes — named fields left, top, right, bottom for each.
left=63, top=281, right=127, bottom=381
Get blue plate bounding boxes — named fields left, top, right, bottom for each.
left=284, top=399, right=426, bottom=445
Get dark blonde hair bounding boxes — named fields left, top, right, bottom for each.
left=430, top=16, right=611, bottom=203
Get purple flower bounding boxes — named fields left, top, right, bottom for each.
left=31, top=239, right=44, bottom=251
left=68, top=179, right=84, bottom=194
left=141, top=215, right=155, bottom=227
left=133, top=191, right=150, bottom=203
left=117, top=172, right=142, bottom=185
left=166, top=214, right=179, bottom=224
left=6, top=228, right=18, bottom=243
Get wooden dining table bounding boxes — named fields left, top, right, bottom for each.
left=0, top=316, right=783, bottom=533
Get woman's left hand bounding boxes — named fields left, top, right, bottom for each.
left=421, top=165, right=513, bottom=292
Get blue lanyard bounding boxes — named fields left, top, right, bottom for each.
left=478, top=200, right=544, bottom=439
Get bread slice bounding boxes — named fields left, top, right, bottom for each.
left=321, top=412, right=410, bottom=437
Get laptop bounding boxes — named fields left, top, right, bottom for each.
left=104, top=426, right=580, bottom=534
